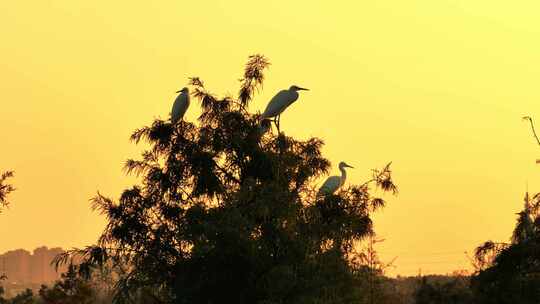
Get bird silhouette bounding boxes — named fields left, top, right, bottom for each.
left=261, top=85, right=308, bottom=132
left=318, top=162, right=354, bottom=196
left=171, top=87, right=190, bottom=123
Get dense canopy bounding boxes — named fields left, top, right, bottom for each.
left=58, top=55, right=397, bottom=304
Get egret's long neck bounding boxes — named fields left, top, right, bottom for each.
left=288, top=90, right=299, bottom=105
left=339, top=166, right=347, bottom=185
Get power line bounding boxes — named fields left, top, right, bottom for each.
left=397, top=261, right=469, bottom=265
left=378, top=250, right=467, bottom=256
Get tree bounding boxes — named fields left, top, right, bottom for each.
left=0, top=170, right=14, bottom=282
left=9, top=289, right=35, bottom=304
left=39, top=264, right=95, bottom=304
left=0, top=288, right=36, bottom=304
left=471, top=192, right=540, bottom=303
left=0, top=171, right=14, bottom=212
left=0, top=287, right=7, bottom=304
left=58, top=55, right=397, bottom=304
left=414, top=276, right=473, bottom=304
left=342, top=235, right=399, bottom=304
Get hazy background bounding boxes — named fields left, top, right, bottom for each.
left=2, top=0, right=540, bottom=275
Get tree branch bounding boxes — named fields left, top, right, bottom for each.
left=523, top=116, right=540, bottom=146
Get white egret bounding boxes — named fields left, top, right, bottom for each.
left=261, top=85, right=309, bottom=132
left=318, top=162, right=354, bottom=196
left=171, top=87, right=190, bottom=123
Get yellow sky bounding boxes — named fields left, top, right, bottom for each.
left=2, top=0, right=540, bottom=275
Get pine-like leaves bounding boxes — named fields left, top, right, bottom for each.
left=61, top=55, right=397, bottom=304
left=0, top=171, right=14, bottom=211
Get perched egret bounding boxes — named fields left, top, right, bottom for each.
left=261, top=85, right=309, bottom=132
left=318, top=162, right=354, bottom=196
left=171, top=87, right=190, bottom=123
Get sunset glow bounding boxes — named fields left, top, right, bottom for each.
left=2, top=1, right=540, bottom=276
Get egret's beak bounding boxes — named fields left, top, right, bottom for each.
left=297, top=87, right=309, bottom=91
left=346, top=164, right=354, bottom=168
left=176, top=90, right=181, bottom=93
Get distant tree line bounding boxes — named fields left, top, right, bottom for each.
left=0, top=264, right=111, bottom=304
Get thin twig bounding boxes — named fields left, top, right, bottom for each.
left=523, top=116, right=540, bottom=146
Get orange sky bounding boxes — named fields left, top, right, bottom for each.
left=2, top=1, right=540, bottom=276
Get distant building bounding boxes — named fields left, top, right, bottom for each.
left=1, top=249, right=31, bottom=283
left=0, top=246, right=67, bottom=287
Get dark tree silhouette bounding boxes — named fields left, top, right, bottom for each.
left=414, top=276, right=473, bottom=304
left=39, top=264, right=95, bottom=304
left=471, top=192, right=540, bottom=303
left=57, top=55, right=397, bottom=304
left=0, top=171, right=14, bottom=212
left=7, top=289, right=34, bottom=304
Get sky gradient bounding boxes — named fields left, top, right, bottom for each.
left=2, top=0, right=540, bottom=275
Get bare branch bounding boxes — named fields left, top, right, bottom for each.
left=523, top=116, right=540, bottom=146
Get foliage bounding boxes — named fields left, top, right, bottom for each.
left=471, top=192, right=540, bottom=303
left=0, top=287, right=6, bottom=304
left=350, top=236, right=398, bottom=304
left=57, top=55, right=397, bottom=304
left=39, top=264, right=95, bottom=304
left=414, top=276, right=473, bottom=304
left=0, top=170, right=14, bottom=283
left=0, top=288, right=35, bottom=304
left=8, top=289, right=34, bottom=304
left=0, top=171, right=14, bottom=212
